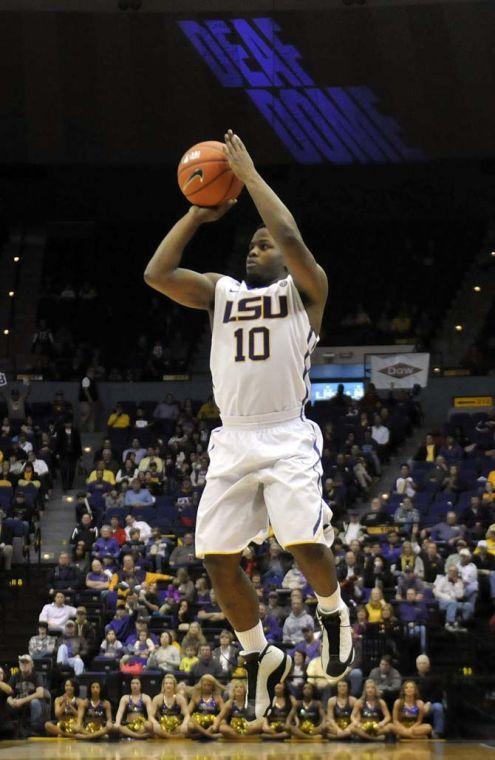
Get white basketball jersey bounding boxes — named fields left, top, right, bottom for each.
left=210, top=274, right=318, bottom=424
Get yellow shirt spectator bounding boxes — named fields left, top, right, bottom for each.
left=197, top=398, right=220, bottom=420
left=426, top=444, right=436, bottom=463
left=107, top=407, right=131, bottom=429
left=179, top=655, right=199, bottom=673
left=488, top=470, right=495, bottom=489
left=87, top=468, right=116, bottom=486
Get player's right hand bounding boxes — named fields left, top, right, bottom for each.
left=188, top=199, right=237, bottom=224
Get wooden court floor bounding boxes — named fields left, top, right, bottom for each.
left=0, top=739, right=494, bottom=759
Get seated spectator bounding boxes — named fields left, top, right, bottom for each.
left=169, top=533, right=196, bottom=568
left=461, top=495, right=492, bottom=540
left=109, top=554, right=146, bottom=599
left=433, top=565, right=473, bottom=632
left=415, top=433, right=437, bottom=463
left=70, top=514, right=98, bottom=551
left=122, top=630, right=156, bottom=666
left=137, top=581, right=160, bottom=616
left=282, top=595, right=315, bottom=644
left=138, top=446, right=165, bottom=475
left=124, top=478, right=156, bottom=510
left=196, top=589, right=226, bottom=625
left=444, top=538, right=470, bottom=572
left=73, top=543, right=90, bottom=575
left=99, top=629, right=124, bottom=660
left=438, top=435, right=464, bottom=465
left=443, top=464, right=461, bottom=495
left=28, top=621, right=56, bottom=660
left=110, top=516, right=126, bottom=546
left=473, top=540, right=495, bottom=601
left=103, top=488, right=125, bottom=511
left=74, top=606, right=96, bottom=649
left=122, top=438, right=147, bottom=465
left=339, top=510, right=365, bottom=545
left=363, top=552, right=394, bottom=590
left=116, top=459, right=138, bottom=484
left=7, top=654, right=46, bottom=737
left=9, top=492, right=33, bottom=536
left=147, top=631, right=181, bottom=673
left=107, top=403, right=130, bottom=429
left=422, top=510, right=465, bottom=546
left=197, top=395, right=219, bottom=421
left=380, top=530, right=402, bottom=564
left=0, top=511, right=14, bottom=571
left=181, top=621, right=207, bottom=653
left=393, top=497, right=420, bottom=537
left=369, top=655, right=402, bottom=708
left=365, top=587, right=386, bottom=623
left=122, top=528, right=146, bottom=562
left=398, top=589, right=427, bottom=652
left=282, top=560, right=307, bottom=590
left=258, top=602, right=282, bottom=643
left=396, top=567, right=424, bottom=600
left=85, top=559, right=111, bottom=592
left=153, top=394, right=179, bottom=421
left=456, top=548, right=478, bottom=603
left=48, top=552, right=82, bottom=596
left=394, top=464, right=417, bottom=498
left=39, top=592, right=77, bottom=634
left=289, top=625, right=321, bottom=662
left=361, top=497, right=392, bottom=534
left=212, top=631, right=238, bottom=679
left=428, top=456, right=449, bottom=490
left=56, top=620, right=86, bottom=676
left=179, top=644, right=199, bottom=673
left=189, top=644, right=224, bottom=681
left=124, top=514, right=152, bottom=542
left=420, top=541, right=444, bottom=584
left=86, top=465, right=115, bottom=488
left=393, top=541, right=424, bottom=578
left=91, top=524, right=120, bottom=560
left=414, top=654, right=445, bottom=737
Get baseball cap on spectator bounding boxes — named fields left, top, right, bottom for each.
left=459, top=548, right=471, bottom=557
left=19, top=654, right=33, bottom=663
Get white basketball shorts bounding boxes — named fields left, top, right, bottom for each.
left=195, top=416, right=334, bottom=558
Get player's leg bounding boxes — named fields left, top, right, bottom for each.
left=204, top=551, right=291, bottom=719
left=264, top=418, right=353, bottom=685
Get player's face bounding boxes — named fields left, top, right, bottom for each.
left=246, top=228, right=286, bottom=286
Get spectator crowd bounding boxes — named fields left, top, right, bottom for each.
left=1, top=382, right=495, bottom=741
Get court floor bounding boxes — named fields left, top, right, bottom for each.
left=0, top=740, right=494, bottom=760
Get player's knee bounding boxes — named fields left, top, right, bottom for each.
left=203, top=553, right=240, bottom=583
left=290, top=542, right=328, bottom=563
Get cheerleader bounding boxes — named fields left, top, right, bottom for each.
left=218, top=681, right=261, bottom=740
left=326, top=680, right=356, bottom=739
left=262, top=682, right=294, bottom=740
left=187, top=674, right=224, bottom=739
left=390, top=681, right=432, bottom=740
left=45, top=679, right=82, bottom=737
left=350, top=679, right=391, bottom=741
left=288, top=682, right=325, bottom=739
left=113, top=677, right=153, bottom=739
left=74, top=681, right=112, bottom=740
left=150, top=674, right=189, bottom=738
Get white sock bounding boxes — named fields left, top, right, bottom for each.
left=234, top=621, right=268, bottom=655
left=316, top=586, right=342, bottom=615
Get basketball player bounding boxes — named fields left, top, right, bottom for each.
left=144, top=130, right=353, bottom=719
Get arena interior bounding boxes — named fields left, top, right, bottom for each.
left=0, top=0, right=495, bottom=758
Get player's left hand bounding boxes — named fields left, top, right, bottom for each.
left=224, top=129, right=256, bottom=183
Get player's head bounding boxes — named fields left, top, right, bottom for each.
left=245, top=226, right=287, bottom=286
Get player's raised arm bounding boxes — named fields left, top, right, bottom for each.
left=144, top=202, right=236, bottom=310
left=224, top=130, right=327, bottom=306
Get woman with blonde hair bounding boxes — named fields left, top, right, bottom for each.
left=390, top=680, right=432, bottom=739
left=181, top=620, right=207, bottom=653
left=150, top=674, right=189, bottom=738
left=365, top=587, right=386, bottom=624
left=218, top=680, right=262, bottom=739
left=187, top=674, right=224, bottom=738
left=350, top=679, right=391, bottom=741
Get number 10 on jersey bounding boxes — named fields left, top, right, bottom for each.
left=234, top=327, right=270, bottom=362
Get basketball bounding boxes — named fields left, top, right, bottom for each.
left=177, top=140, right=244, bottom=207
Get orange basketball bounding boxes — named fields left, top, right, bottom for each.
left=177, top=140, right=244, bottom=207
